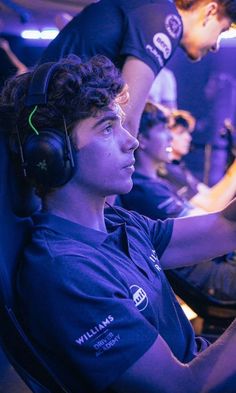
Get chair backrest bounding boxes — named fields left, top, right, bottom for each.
left=0, top=130, right=69, bottom=393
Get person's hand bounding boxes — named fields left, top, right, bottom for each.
left=0, top=38, right=10, bottom=52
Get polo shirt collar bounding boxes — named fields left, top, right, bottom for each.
left=32, top=212, right=125, bottom=247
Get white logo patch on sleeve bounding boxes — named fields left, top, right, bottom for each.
left=153, top=33, right=172, bottom=59
left=165, top=14, right=182, bottom=39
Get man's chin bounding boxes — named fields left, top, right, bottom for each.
left=186, top=52, right=202, bottom=62
left=181, top=45, right=202, bottom=62
left=119, top=183, right=134, bottom=195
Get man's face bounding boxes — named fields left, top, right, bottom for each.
left=141, top=124, right=173, bottom=163
left=180, top=10, right=231, bottom=61
left=71, top=105, right=139, bottom=197
left=171, top=125, right=192, bottom=159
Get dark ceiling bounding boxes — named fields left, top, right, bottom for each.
left=0, top=0, right=97, bottom=35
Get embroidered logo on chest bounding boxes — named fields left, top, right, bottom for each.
left=149, top=249, right=162, bottom=272
left=130, top=285, right=148, bottom=312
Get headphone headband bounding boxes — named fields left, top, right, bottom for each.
left=26, top=62, right=59, bottom=107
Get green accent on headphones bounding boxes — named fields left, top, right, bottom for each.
left=28, top=105, right=39, bottom=135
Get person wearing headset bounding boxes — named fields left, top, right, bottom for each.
left=2, top=54, right=236, bottom=393
left=39, top=0, right=236, bottom=137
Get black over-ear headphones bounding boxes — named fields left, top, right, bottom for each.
left=19, top=62, right=76, bottom=188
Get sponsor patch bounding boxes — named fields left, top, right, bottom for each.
left=146, top=44, right=164, bottom=67
left=130, top=285, right=148, bottom=312
left=75, top=314, right=120, bottom=357
left=149, top=249, right=162, bottom=272
left=165, top=14, right=182, bottom=39
left=75, top=314, right=114, bottom=346
left=153, top=33, right=172, bottom=59
left=93, top=331, right=121, bottom=357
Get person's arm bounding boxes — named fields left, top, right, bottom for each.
left=111, top=320, right=236, bottom=393
left=0, top=39, right=28, bottom=75
left=121, top=56, right=155, bottom=137
left=190, top=159, right=236, bottom=212
left=160, top=197, right=236, bottom=269
left=149, top=68, right=178, bottom=109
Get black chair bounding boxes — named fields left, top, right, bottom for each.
left=166, top=269, right=236, bottom=341
left=0, top=130, right=69, bottom=393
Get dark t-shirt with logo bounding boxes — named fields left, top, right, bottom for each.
left=158, top=161, right=200, bottom=200
left=17, top=207, right=208, bottom=393
left=118, top=171, right=193, bottom=219
left=40, top=0, right=183, bottom=75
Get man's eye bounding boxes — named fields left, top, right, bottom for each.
left=104, top=125, right=113, bottom=134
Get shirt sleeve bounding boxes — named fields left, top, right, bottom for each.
left=120, top=208, right=174, bottom=260
left=120, top=1, right=183, bottom=75
left=149, top=68, right=177, bottom=105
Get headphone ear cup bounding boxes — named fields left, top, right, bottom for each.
left=23, top=129, right=76, bottom=188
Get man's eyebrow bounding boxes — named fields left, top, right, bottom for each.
left=92, top=113, right=119, bottom=129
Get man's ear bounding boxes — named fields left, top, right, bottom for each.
left=203, top=1, right=219, bottom=25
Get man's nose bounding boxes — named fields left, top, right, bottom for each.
left=129, top=133, right=139, bottom=151
left=123, top=128, right=139, bottom=151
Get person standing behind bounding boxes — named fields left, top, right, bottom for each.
left=39, top=0, right=236, bottom=136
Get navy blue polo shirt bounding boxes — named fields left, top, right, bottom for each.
left=40, top=0, right=183, bottom=76
left=159, top=161, right=200, bottom=200
left=17, top=207, right=207, bottom=393
left=119, top=171, right=193, bottom=219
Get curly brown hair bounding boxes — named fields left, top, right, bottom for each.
left=0, top=54, right=125, bottom=142
left=175, top=0, right=236, bottom=22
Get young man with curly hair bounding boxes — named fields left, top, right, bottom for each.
left=2, top=54, right=236, bottom=392
left=39, top=0, right=236, bottom=136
